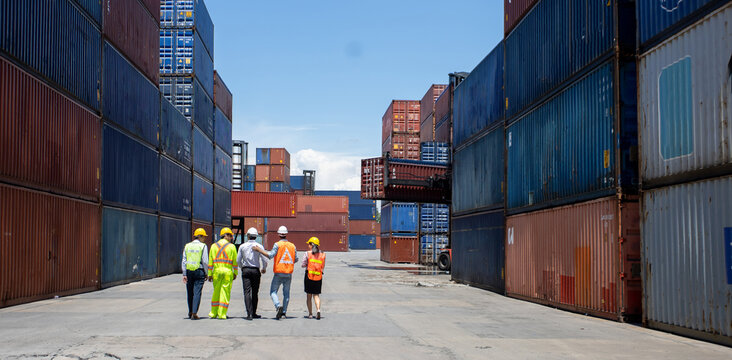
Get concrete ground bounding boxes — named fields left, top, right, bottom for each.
left=1, top=250, right=730, bottom=359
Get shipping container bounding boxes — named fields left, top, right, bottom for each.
left=193, top=77, right=214, bottom=138
left=381, top=203, right=418, bottom=234
left=434, top=116, right=451, bottom=144
left=72, top=0, right=103, bottom=25
left=159, top=75, right=214, bottom=136
left=158, top=29, right=214, bottom=98
left=420, top=114, right=435, bottom=143
left=420, top=84, right=447, bottom=123
left=504, top=0, right=539, bottom=36
left=192, top=174, right=213, bottom=222
left=269, top=213, right=348, bottom=233
left=297, top=195, right=348, bottom=213
left=159, top=216, right=190, bottom=275
left=269, top=182, right=289, bottom=192
left=419, top=234, right=448, bottom=265
left=505, top=0, right=635, bottom=120
left=434, top=87, right=450, bottom=131
left=255, top=165, right=270, bottom=181
left=214, top=107, right=232, bottom=155
left=214, top=146, right=232, bottom=189
left=641, top=175, right=732, bottom=345
left=102, top=207, right=158, bottom=286
left=103, top=42, right=160, bottom=146
left=506, top=60, right=638, bottom=214
left=638, top=4, right=732, bottom=188
left=349, top=220, right=378, bottom=235
left=192, top=126, right=213, bottom=180
left=349, top=204, right=377, bottom=220
left=0, top=57, right=101, bottom=200
left=241, top=217, right=266, bottom=235
left=375, top=235, right=381, bottom=249
left=191, top=221, right=214, bottom=247
left=290, top=176, right=305, bottom=190
left=138, top=0, right=159, bottom=21
left=102, top=0, right=159, bottom=85
left=419, top=142, right=450, bottom=164
left=213, top=70, right=233, bottom=120
left=270, top=148, right=291, bottom=167
left=159, top=0, right=214, bottom=58
left=505, top=196, right=641, bottom=321
left=267, top=232, right=348, bottom=252
left=453, top=43, right=504, bottom=148
left=637, top=0, right=724, bottom=49
left=160, top=96, right=192, bottom=167
left=349, top=235, right=377, bottom=250
left=255, top=182, right=269, bottom=192
left=256, top=148, right=271, bottom=165
left=243, top=182, right=255, bottom=191
left=315, top=190, right=376, bottom=206
left=361, top=157, right=450, bottom=203
left=380, top=234, right=418, bottom=263
left=213, top=185, right=231, bottom=225
left=453, top=126, right=504, bottom=215
left=160, top=155, right=192, bottom=219
left=382, top=100, right=421, bottom=144
left=382, top=133, right=421, bottom=160
left=0, top=184, right=100, bottom=308
left=244, top=165, right=257, bottom=182
left=452, top=210, right=505, bottom=292
left=231, top=191, right=297, bottom=218
left=420, top=204, right=449, bottom=234
left=0, top=0, right=102, bottom=110
left=269, top=164, right=290, bottom=183
left=102, top=124, right=159, bottom=212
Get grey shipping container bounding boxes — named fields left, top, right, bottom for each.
left=214, top=146, right=232, bottom=190
left=638, top=4, right=732, bottom=188
left=193, top=125, right=214, bottom=180
left=160, top=96, right=192, bottom=167
left=642, top=175, right=732, bottom=346
left=160, top=155, right=192, bottom=219
left=159, top=216, right=191, bottom=276
left=102, top=207, right=158, bottom=286
left=452, top=125, right=504, bottom=215
left=193, top=174, right=213, bottom=223
left=214, top=184, right=231, bottom=225
left=451, top=209, right=505, bottom=293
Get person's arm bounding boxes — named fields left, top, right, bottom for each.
left=294, top=250, right=299, bottom=264
left=207, top=244, right=215, bottom=281
left=257, top=244, right=268, bottom=273
left=264, top=243, right=278, bottom=259
left=201, top=244, right=209, bottom=276
left=236, top=245, right=245, bottom=269
left=181, top=246, right=188, bottom=282
left=301, top=251, right=309, bottom=268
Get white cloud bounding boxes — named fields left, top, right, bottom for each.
left=290, top=149, right=361, bottom=191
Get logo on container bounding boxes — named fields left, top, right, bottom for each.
left=660, top=0, right=684, bottom=12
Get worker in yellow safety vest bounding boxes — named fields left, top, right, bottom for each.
left=208, top=227, right=238, bottom=319
left=182, top=228, right=209, bottom=320
left=255, top=226, right=298, bottom=320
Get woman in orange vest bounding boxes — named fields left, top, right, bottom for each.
left=301, top=237, right=326, bottom=319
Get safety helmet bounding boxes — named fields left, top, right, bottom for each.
left=246, top=227, right=259, bottom=237
left=277, top=226, right=288, bottom=235
left=219, top=227, right=234, bottom=237
left=193, top=228, right=208, bottom=238
left=306, top=237, right=320, bottom=247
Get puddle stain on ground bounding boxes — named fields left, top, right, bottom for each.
left=347, top=263, right=449, bottom=276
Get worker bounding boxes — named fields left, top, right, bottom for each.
left=254, top=226, right=298, bottom=320
left=182, top=228, right=209, bottom=320
left=236, top=227, right=268, bottom=320
left=208, top=227, right=238, bottom=319
left=301, top=237, right=326, bottom=320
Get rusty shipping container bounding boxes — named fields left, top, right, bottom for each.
left=255, top=165, right=270, bottom=181
left=350, top=220, right=378, bottom=235
left=434, top=88, right=452, bottom=144
left=505, top=196, right=641, bottom=322
left=270, top=148, right=291, bottom=167
left=231, top=191, right=296, bottom=218
left=504, top=0, right=539, bottom=35
left=255, top=182, right=269, bottom=192
left=420, top=85, right=447, bottom=143
left=270, top=164, right=290, bottom=183
left=296, top=195, right=348, bottom=213
left=242, top=217, right=266, bottom=235
left=361, top=157, right=449, bottom=203
left=103, top=0, right=159, bottom=85
left=191, top=221, right=214, bottom=247
left=138, top=0, right=159, bottom=21
left=265, top=231, right=348, bottom=252
left=0, top=57, right=101, bottom=200
left=382, top=133, right=421, bottom=160
left=0, top=184, right=100, bottom=308
left=382, top=100, right=420, bottom=144
left=213, top=70, right=233, bottom=120
left=380, top=234, right=419, bottom=264
left=269, top=213, right=348, bottom=233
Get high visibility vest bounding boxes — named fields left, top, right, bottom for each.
left=184, top=241, right=205, bottom=271
left=273, top=240, right=297, bottom=274
left=209, top=239, right=237, bottom=275
left=307, top=252, right=326, bottom=281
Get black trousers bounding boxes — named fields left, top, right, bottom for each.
left=186, top=268, right=206, bottom=315
left=241, top=267, right=261, bottom=316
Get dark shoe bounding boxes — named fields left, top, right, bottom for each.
left=282, top=312, right=287, bottom=319
left=245, top=315, right=252, bottom=320
left=191, top=314, right=200, bottom=320
left=188, top=313, right=192, bottom=319
left=316, top=311, right=321, bottom=320
left=252, top=314, right=262, bottom=319
left=276, top=306, right=284, bottom=320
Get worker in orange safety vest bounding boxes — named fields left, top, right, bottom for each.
left=301, top=237, right=325, bottom=320
left=254, top=226, right=298, bottom=320
left=208, top=227, right=238, bottom=319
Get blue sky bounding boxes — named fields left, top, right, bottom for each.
left=207, top=0, right=503, bottom=189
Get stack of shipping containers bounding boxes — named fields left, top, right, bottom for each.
left=267, top=196, right=349, bottom=251
left=636, top=1, right=731, bottom=344
left=381, top=203, right=419, bottom=263
left=316, top=191, right=379, bottom=250
left=255, top=148, right=292, bottom=192
left=212, top=72, right=233, bottom=242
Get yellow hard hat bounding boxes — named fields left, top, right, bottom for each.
left=193, top=228, right=208, bottom=238
left=307, top=237, right=320, bottom=247
left=220, top=227, right=234, bottom=237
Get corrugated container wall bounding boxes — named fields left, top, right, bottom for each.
left=314, top=191, right=375, bottom=206
left=138, top=0, right=159, bottom=21
left=214, top=108, right=232, bottom=155
left=213, top=70, right=233, bottom=120
left=638, top=4, right=732, bottom=188
left=350, top=220, right=378, bottom=235
left=215, top=146, right=232, bottom=189
left=349, top=205, right=376, bottom=220
left=420, top=84, right=447, bottom=143
left=255, top=165, right=270, bottom=181
left=453, top=43, right=504, bottom=148
left=193, top=78, right=214, bottom=139
left=269, top=213, right=348, bottom=232
left=102, top=0, right=159, bottom=85
left=159, top=216, right=190, bottom=275
left=452, top=210, right=505, bottom=292
left=0, top=0, right=102, bottom=110
left=349, top=235, right=377, bottom=250
left=270, top=148, right=291, bottom=167
left=453, top=127, right=504, bottom=215
left=192, top=175, right=213, bottom=222
left=161, top=0, right=214, bottom=59
left=0, top=58, right=101, bottom=200
left=380, top=234, right=419, bottom=263
left=101, top=207, right=158, bottom=286
left=297, top=195, right=348, bottom=213
left=214, top=185, right=231, bottom=225
left=641, top=175, right=732, bottom=344
left=158, top=29, right=213, bottom=97
left=270, top=182, right=288, bottom=192
left=381, top=203, right=418, bottom=233
left=1, top=185, right=100, bottom=307
left=193, top=126, right=214, bottom=180
left=637, top=0, right=723, bottom=48
left=160, top=97, right=192, bottom=167
left=231, top=191, right=297, bottom=218
left=504, top=0, right=539, bottom=35
left=382, top=100, right=421, bottom=145
left=72, top=0, right=103, bottom=25
left=433, top=89, right=451, bottom=144
left=160, top=156, right=192, bottom=218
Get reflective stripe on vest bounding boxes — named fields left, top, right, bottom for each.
left=184, top=242, right=205, bottom=271
left=212, top=240, right=235, bottom=269
left=307, top=252, right=325, bottom=281
left=274, top=241, right=296, bottom=274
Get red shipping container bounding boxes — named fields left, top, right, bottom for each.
left=420, top=84, right=447, bottom=123
left=504, top=0, right=539, bottom=36
left=380, top=234, right=418, bottom=263
left=382, top=100, right=421, bottom=144
left=213, top=70, right=233, bottom=120
left=255, top=165, right=270, bottom=181
left=420, top=115, right=434, bottom=143
left=191, top=221, right=214, bottom=247
left=505, top=196, right=641, bottom=322
left=266, top=231, right=348, bottom=252
left=139, top=0, right=160, bottom=21
left=296, top=195, right=348, bottom=213
left=0, top=57, right=101, bottom=201
left=270, top=164, right=290, bottom=182
left=270, top=148, right=291, bottom=167
left=349, top=220, right=378, bottom=235
left=103, top=0, right=160, bottom=85
left=382, top=133, right=420, bottom=160
left=375, top=235, right=381, bottom=249
left=434, top=87, right=450, bottom=125
left=1, top=184, right=100, bottom=307
left=434, top=115, right=451, bottom=143
left=231, top=191, right=296, bottom=218
left=241, top=217, right=266, bottom=234
left=361, top=157, right=449, bottom=203
left=255, top=182, right=269, bottom=192
left=269, top=213, right=348, bottom=232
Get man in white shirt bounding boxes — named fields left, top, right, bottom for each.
left=236, top=227, right=268, bottom=320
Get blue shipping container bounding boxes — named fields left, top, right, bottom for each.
left=159, top=216, right=191, bottom=275
left=214, top=146, right=232, bottom=189
left=192, top=174, right=213, bottom=222
left=159, top=28, right=214, bottom=97
left=242, top=182, right=255, bottom=191
left=160, top=155, right=192, bottom=218
left=381, top=202, right=418, bottom=233
left=160, top=0, right=214, bottom=59
left=160, top=76, right=193, bottom=119
left=420, top=204, right=449, bottom=234
left=0, top=0, right=101, bottom=111
left=420, top=142, right=450, bottom=164
left=102, top=207, right=158, bottom=285
left=214, top=184, right=231, bottom=225
left=349, top=235, right=377, bottom=250
left=214, top=107, right=232, bottom=155
left=73, top=0, right=102, bottom=25
left=102, top=124, right=159, bottom=212
left=160, top=96, right=192, bottom=167
left=451, top=210, right=505, bottom=292
left=637, top=0, right=720, bottom=47
left=453, top=126, right=504, bottom=214
left=505, top=0, right=618, bottom=119
left=193, top=126, right=214, bottom=180
left=103, top=42, right=160, bottom=146
left=315, top=190, right=376, bottom=206
left=420, top=235, right=449, bottom=264
left=270, top=182, right=288, bottom=192
left=244, top=165, right=257, bottom=182
left=506, top=60, right=638, bottom=213
left=290, top=176, right=305, bottom=190
left=256, top=148, right=270, bottom=165
left=453, top=43, right=504, bottom=147
left=349, top=204, right=376, bottom=220
left=193, top=78, right=214, bottom=139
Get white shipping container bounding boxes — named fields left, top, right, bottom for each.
left=641, top=175, right=732, bottom=345
left=638, top=4, right=732, bottom=186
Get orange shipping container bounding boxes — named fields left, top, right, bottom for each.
left=380, top=234, right=418, bottom=264
left=242, top=217, right=266, bottom=234
left=270, top=164, right=290, bottom=182
left=270, top=148, right=291, bottom=167
left=505, top=196, right=641, bottom=322
left=255, top=182, right=269, bottom=192
left=296, top=195, right=348, bottom=213
left=350, top=220, right=378, bottom=235
left=231, top=191, right=296, bottom=218
left=265, top=231, right=348, bottom=252
left=255, top=165, right=270, bottom=181
left=375, top=235, right=381, bottom=249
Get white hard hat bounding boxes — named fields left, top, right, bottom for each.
left=277, top=226, right=288, bottom=235
left=246, top=227, right=259, bottom=237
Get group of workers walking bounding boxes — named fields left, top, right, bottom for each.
left=182, top=225, right=326, bottom=320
